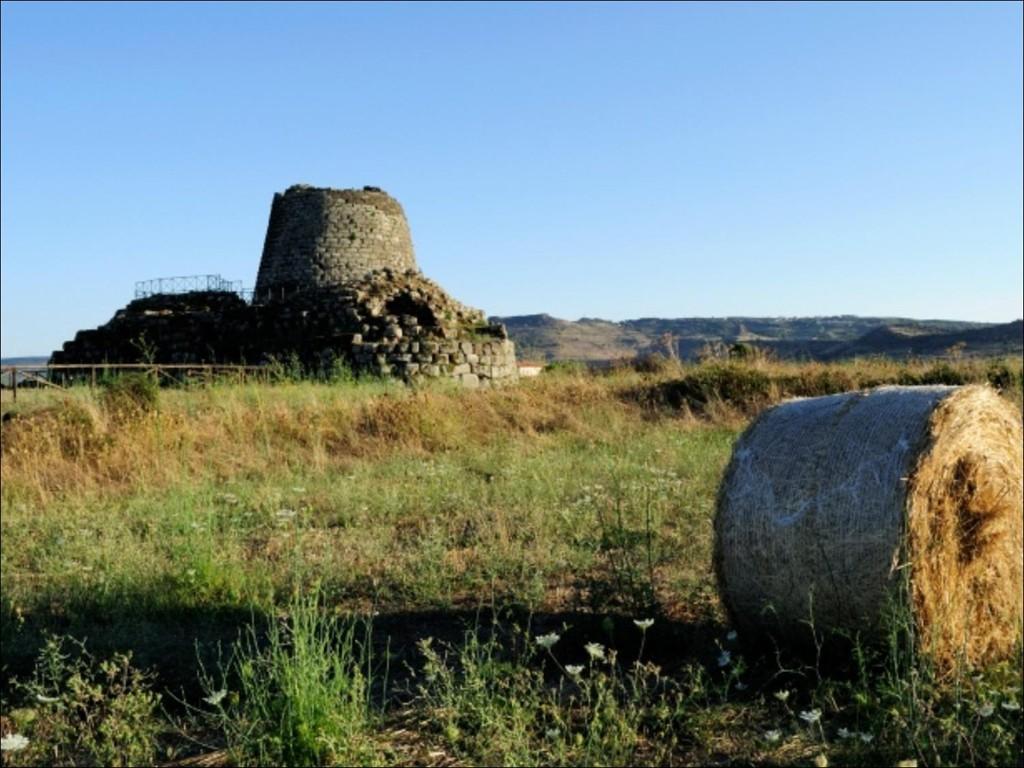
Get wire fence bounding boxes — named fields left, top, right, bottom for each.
left=1, top=363, right=276, bottom=401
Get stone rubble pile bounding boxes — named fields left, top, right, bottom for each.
left=51, top=269, right=518, bottom=387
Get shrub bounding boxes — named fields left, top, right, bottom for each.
left=779, top=368, right=857, bottom=398
left=631, top=354, right=680, bottom=375
left=727, top=342, right=756, bottom=360
left=907, top=363, right=969, bottom=386
left=12, top=635, right=162, bottom=767
left=100, top=373, right=159, bottom=415
left=544, top=360, right=589, bottom=376
left=650, top=364, right=773, bottom=412
left=986, top=361, right=1022, bottom=393
left=265, top=352, right=307, bottom=383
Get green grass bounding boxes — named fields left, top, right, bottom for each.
left=1, top=361, right=1021, bottom=766
left=199, top=586, right=384, bottom=767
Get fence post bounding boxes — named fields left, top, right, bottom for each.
left=91, top=366, right=97, bottom=390
left=11, top=366, right=16, bottom=403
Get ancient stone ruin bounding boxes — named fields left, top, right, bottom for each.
left=255, top=185, right=418, bottom=298
left=51, top=185, right=517, bottom=387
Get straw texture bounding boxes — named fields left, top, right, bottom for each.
left=715, top=385, right=1023, bottom=669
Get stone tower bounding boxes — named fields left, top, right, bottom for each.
left=54, top=182, right=518, bottom=386
left=254, top=184, right=418, bottom=299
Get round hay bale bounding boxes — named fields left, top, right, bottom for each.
left=714, top=385, right=1023, bottom=669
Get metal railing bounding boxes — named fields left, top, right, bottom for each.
left=134, top=274, right=248, bottom=299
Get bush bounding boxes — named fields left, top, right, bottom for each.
left=544, top=360, right=589, bottom=376
left=777, top=368, right=857, bottom=398
left=265, top=352, right=307, bottom=383
left=100, top=373, right=159, bottom=415
left=652, top=365, right=773, bottom=411
left=986, top=361, right=1022, bottom=392
left=631, top=354, right=680, bottom=375
left=11, top=635, right=163, bottom=767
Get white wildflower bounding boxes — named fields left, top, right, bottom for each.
left=858, top=732, right=874, bottom=744
left=545, top=728, right=560, bottom=740
left=584, top=642, right=606, bottom=661
left=535, top=632, right=560, bottom=650
left=799, top=708, right=822, bottom=725
left=717, top=649, right=732, bottom=667
left=977, top=702, right=995, bottom=718
left=633, top=618, right=655, bottom=631
left=203, top=688, right=228, bottom=706
left=565, top=664, right=584, bottom=678
left=0, top=734, right=29, bottom=752
left=763, top=729, right=781, bottom=743
left=726, top=629, right=738, bottom=642
left=837, top=727, right=853, bottom=739
left=774, top=689, right=791, bottom=702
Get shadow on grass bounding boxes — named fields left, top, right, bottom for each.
left=2, top=590, right=727, bottom=709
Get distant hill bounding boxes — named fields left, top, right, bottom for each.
left=0, top=356, right=49, bottom=366
left=0, top=357, right=51, bottom=387
left=494, top=315, right=1022, bottom=362
left=825, top=320, right=1024, bottom=360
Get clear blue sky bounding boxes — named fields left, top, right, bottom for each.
left=2, top=1, right=1022, bottom=357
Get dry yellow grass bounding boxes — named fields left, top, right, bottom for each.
left=1, top=373, right=650, bottom=505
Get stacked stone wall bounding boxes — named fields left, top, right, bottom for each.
left=352, top=334, right=517, bottom=388
left=255, top=185, right=417, bottom=298
left=52, top=276, right=518, bottom=388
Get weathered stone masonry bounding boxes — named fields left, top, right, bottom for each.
left=52, top=185, right=518, bottom=387
left=255, top=185, right=418, bottom=298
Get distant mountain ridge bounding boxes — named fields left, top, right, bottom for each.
left=493, top=315, right=1023, bottom=362
left=0, top=356, right=49, bottom=366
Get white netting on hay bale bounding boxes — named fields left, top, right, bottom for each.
left=714, top=385, right=1023, bottom=669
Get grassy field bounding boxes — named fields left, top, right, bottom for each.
left=1, top=357, right=1022, bottom=766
